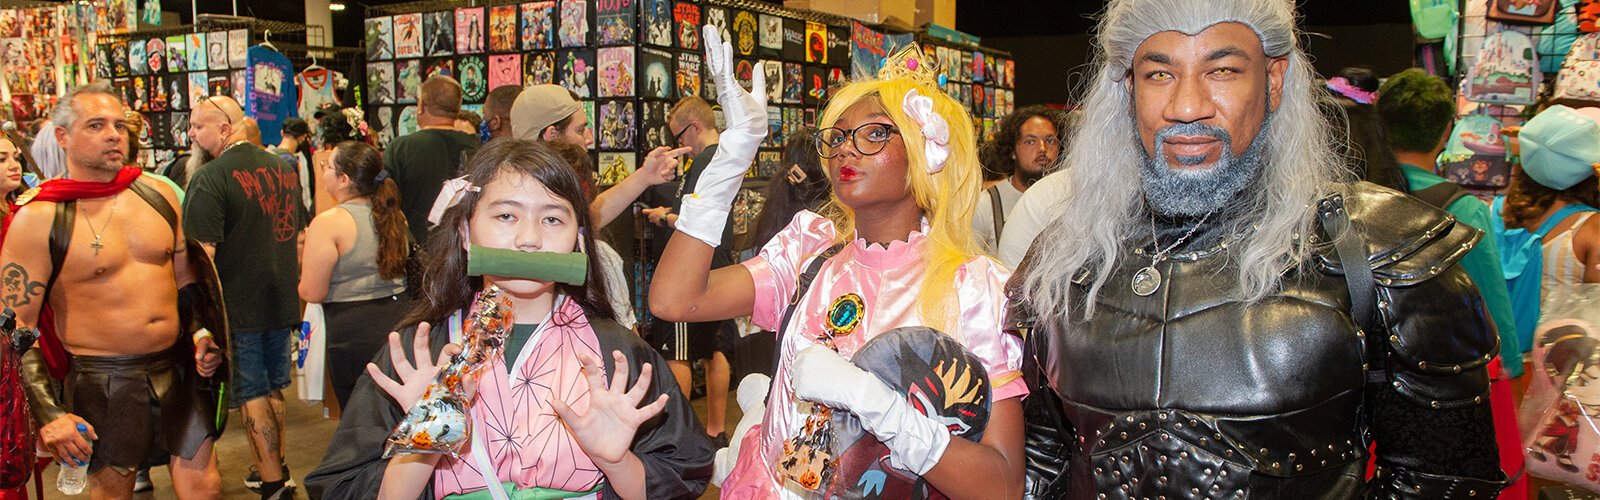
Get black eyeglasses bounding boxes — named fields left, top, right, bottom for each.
left=815, top=123, right=901, bottom=159
left=671, top=122, right=693, bottom=146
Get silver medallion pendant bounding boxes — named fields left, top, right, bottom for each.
left=1132, top=265, right=1162, bottom=296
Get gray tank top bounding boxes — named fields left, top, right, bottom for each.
left=328, top=200, right=408, bottom=302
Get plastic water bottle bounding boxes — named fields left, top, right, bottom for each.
left=56, top=423, right=90, bottom=495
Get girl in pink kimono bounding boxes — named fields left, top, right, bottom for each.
left=306, top=139, right=713, bottom=500
left=651, top=27, right=1026, bottom=499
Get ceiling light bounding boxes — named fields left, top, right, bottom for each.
left=329, top=2, right=346, bottom=11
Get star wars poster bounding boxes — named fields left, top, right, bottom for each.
left=558, top=0, right=588, bottom=48
left=489, top=6, right=517, bottom=53
left=596, top=0, right=634, bottom=46
left=676, top=52, right=702, bottom=100
left=424, top=11, right=454, bottom=57
left=642, top=0, right=672, bottom=47
left=490, top=53, right=522, bottom=89
left=674, top=2, right=701, bottom=51
left=456, top=7, right=485, bottom=55
left=367, top=16, right=394, bottom=60
left=459, top=55, right=487, bottom=102
left=523, top=51, right=552, bottom=85
left=597, top=99, right=634, bottom=150
left=396, top=59, right=421, bottom=103
left=394, top=13, right=423, bottom=58
left=705, top=6, right=730, bottom=46
left=596, top=46, right=633, bottom=98
left=367, top=61, right=395, bottom=104
left=521, top=2, right=555, bottom=50
left=641, top=100, right=671, bottom=149
left=639, top=47, right=673, bottom=99
left=559, top=49, right=593, bottom=98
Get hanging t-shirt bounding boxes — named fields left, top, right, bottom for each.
left=298, top=67, right=343, bottom=119
left=246, top=45, right=298, bottom=145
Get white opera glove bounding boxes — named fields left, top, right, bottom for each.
left=676, top=24, right=769, bottom=248
left=791, top=345, right=951, bottom=475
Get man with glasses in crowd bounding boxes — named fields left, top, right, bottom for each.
left=184, top=95, right=306, bottom=500
left=640, top=95, right=739, bottom=448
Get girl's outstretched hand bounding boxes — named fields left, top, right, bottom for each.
left=367, top=323, right=464, bottom=409
left=551, top=350, right=669, bottom=466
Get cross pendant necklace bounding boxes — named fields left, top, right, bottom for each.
left=83, top=196, right=120, bottom=256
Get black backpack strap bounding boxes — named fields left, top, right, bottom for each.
left=987, top=185, right=1005, bottom=242
left=126, top=179, right=177, bottom=232
left=770, top=243, right=846, bottom=374
left=1411, top=182, right=1469, bottom=211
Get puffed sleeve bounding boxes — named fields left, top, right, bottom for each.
left=741, top=211, right=837, bottom=331
left=306, top=324, right=444, bottom=500
left=955, top=257, right=1028, bottom=402
left=592, top=320, right=714, bottom=500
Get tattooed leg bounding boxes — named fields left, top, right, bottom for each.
left=241, top=397, right=284, bottom=482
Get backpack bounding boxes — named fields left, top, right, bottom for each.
left=1488, top=0, right=1560, bottom=24
left=1440, top=113, right=1514, bottom=189
left=1412, top=0, right=1459, bottom=40
left=1463, top=27, right=1542, bottom=105
left=1535, top=0, right=1584, bottom=73
left=1554, top=33, right=1600, bottom=105
left=1490, top=197, right=1600, bottom=352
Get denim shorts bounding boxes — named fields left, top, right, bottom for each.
left=228, top=327, right=295, bottom=407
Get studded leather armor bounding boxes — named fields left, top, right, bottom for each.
left=1010, top=183, right=1508, bottom=499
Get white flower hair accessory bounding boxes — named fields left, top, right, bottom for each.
left=427, top=176, right=481, bottom=226
left=901, top=89, right=951, bottom=174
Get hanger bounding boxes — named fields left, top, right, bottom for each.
left=305, top=52, right=323, bottom=72
left=258, top=29, right=278, bottom=52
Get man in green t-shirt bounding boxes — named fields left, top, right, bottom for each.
left=384, top=76, right=481, bottom=243
left=1377, top=69, right=1523, bottom=376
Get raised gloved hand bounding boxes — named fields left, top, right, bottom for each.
left=675, top=24, right=768, bottom=248
left=791, top=344, right=950, bottom=475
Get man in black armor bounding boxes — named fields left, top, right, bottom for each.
left=1009, top=0, right=1509, bottom=497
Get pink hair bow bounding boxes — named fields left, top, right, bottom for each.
left=427, top=176, right=480, bottom=226
left=902, top=89, right=951, bottom=174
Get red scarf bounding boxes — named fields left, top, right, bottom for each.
left=1, top=166, right=143, bottom=379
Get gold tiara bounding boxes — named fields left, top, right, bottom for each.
left=878, top=43, right=942, bottom=86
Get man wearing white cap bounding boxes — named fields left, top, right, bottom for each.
left=511, top=84, right=594, bottom=147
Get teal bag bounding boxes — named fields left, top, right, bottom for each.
left=1413, top=0, right=1459, bottom=40
left=1491, top=196, right=1599, bottom=352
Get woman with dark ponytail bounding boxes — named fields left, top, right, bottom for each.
left=298, top=140, right=412, bottom=408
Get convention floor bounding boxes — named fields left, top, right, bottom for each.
left=35, top=376, right=738, bottom=499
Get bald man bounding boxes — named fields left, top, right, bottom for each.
left=183, top=95, right=306, bottom=500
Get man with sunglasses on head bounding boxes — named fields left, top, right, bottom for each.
left=639, top=95, right=740, bottom=448
left=184, top=95, right=307, bottom=500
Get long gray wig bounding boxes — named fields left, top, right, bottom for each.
left=1021, top=0, right=1348, bottom=321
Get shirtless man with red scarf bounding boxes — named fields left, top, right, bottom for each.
left=1, top=81, right=223, bottom=499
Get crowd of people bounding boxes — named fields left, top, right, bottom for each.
left=2, top=0, right=1600, bottom=498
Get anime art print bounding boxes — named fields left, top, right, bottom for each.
left=150, top=75, right=169, bottom=111
left=643, top=0, right=672, bottom=47
left=426, top=58, right=456, bottom=79
left=170, top=112, right=189, bottom=148
left=146, top=38, right=165, bottom=74
left=395, top=13, right=424, bottom=58
left=490, top=53, right=522, bottom=89
left=559, top=50, right=593, bottom=98
left=425, top=11, right=455, bottom=57
left=674, top=2, right=701, bottom=51
left=110, top=39, right=128, bottom=77
left=640, top=47, right=673, bottom=99
left=596, top=0, right=635, bottom=46
left=523, top=51, right=552, bottom=85
left=733, top=10, right=757, bottom=57
left=676, top=52, right=702, bottom=100
left=207, top=32, right=227, bottom=70
left=228, top=30, right=246, bottom=68
left=166, top=35, right=186, bottom=73
left=396, top=59, right=421, bottom=103
left=597, top=99, right=635, bottom=150
left=188, top=72, right=208, bottom=107
left=0, top=11, right=18, bottom=38
left=368, top=62, right=395, bottom=104
left=521, top=2, right=555, bottom=50
left=367, top=16, right=395, bottom=60
left=559, top=0, right=588, bottom=48
left=597, top=46, right=633, bottom=98
left=597, top=152, right=634, bottom=186
left=129, top=39, right=147, bottom=75
left=457, top=7, right=485, bottom=55
left=459, top=55, right=487, bottom=102
left=489, top=6, right=517, bottom=53
left=165, top=73, right=187, bottom=111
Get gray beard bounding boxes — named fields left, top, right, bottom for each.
left=1138, top=118, right=1269, bottom=218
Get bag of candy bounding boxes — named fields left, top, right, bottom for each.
left=383, top=285, right=514, bottom=457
